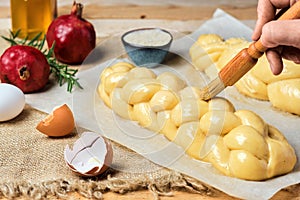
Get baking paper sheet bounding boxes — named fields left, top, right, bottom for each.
left=25, top=9, right=300, bottom=200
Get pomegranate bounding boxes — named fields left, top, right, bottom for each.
left=46, top=1, right=96, bottom=64
left=0, top=45, right=50, bottom=93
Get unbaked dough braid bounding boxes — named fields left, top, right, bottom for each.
left=98, top=61, right=296, bottom=181
left=189, top=34, right=300, bottom=115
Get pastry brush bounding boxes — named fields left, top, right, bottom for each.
left=199, top=1, right=300, bottom=100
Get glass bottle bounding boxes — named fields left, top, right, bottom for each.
left=10, top=0, right=57, bottom=39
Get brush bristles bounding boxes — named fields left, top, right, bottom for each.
left=199, top=76, right=225, bottom=100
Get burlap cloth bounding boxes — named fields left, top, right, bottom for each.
left=0, top=104, right=219, bottom=199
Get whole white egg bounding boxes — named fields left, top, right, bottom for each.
left=0, top=83, right=25, bottom=122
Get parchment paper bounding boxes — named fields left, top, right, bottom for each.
left=25, top=10, right=300, bottom=200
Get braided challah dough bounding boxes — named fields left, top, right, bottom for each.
left=190, top=34, right=300, bottom=115
left=97, top=61, right=296, bottom=181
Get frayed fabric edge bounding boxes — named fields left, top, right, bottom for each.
left=0, top=173, right=216, bottom=200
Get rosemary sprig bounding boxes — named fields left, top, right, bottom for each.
left=1, top=30, right=83, bottom=92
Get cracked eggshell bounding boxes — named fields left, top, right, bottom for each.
left=64, top=131, right=113, bottom=177
left=36, top=104, right=75, bottom=137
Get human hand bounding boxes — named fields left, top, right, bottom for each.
left=252, top=0, right=300, bottom=75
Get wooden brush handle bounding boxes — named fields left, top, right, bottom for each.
left=219, top=1, right=300, bottom=87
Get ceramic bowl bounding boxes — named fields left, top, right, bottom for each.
left=121, top=28, right=173, bottom=68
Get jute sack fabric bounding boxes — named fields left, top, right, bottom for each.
left=0, top=105, right=214, bottom=199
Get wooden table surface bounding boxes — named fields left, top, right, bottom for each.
left=0, top=1, right=299, bottom=199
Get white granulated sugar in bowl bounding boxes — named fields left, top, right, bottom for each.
left=124, top=29, right=172, bottom=47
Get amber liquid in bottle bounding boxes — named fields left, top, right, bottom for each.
left=10, top=0, right=57, bottom=39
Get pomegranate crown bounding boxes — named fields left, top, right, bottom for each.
left=71, top=1, right=83, bottom=18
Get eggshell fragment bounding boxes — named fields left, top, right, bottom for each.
left=64, top=131, right=113, bottom=176
left=36, top=104, right=75, bottom=137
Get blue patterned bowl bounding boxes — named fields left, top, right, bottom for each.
left=121, top=28, right=173, bottom=68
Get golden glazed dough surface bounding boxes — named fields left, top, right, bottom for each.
left=189, top=34, right=300, bottom=115
left=97, top=62, right=296, bottom=181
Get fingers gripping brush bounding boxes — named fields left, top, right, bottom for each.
left=199, top=1, right=300, bottom=100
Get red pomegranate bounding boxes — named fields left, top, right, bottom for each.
left=0, top=45, right=50, bottom=93
left=46, top=2, right=96, bottom=64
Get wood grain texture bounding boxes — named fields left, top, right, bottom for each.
left=59, top=5, right=257, bottom=20
left=0, top=5, right=257, bottom=20
left=99, top=186, right=300, bottom=200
